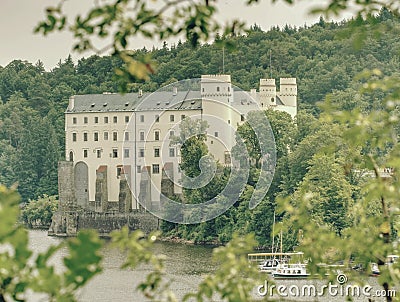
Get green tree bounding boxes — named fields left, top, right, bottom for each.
left=292, top=153, right=353, bottom=235
left=21, top=195, right=58, bottom=228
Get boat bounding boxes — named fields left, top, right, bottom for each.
left=258, top=258, right=286, bottom=273
left=272, top=263, right=310, bottom=279
left=248, top=252, right=304, bottom=273
left=370, top=263, right=380, bottom=276
left=386, top=254, right=399, bottom=265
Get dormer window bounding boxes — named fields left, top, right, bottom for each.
left=103, top=103, right=108, bottom=107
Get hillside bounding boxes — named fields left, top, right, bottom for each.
left=0, top=9, right=398, bottom=245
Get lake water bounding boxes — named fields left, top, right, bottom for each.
left=27, top=230, right=390, bottom=302
left=28, top=230, right=214, bottom=301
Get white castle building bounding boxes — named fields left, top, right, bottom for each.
left=63, top=75, right=297, bottom=212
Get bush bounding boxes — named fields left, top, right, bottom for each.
left=21, top=194, right=58, bottom=228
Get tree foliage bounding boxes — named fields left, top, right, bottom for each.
left=20, top=195, right=58, bottom=228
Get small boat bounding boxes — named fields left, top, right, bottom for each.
left=258, top=258, right=286, bottom=273
left=386, top=254, right=399, bottom=265
left=272, top=263, right=310, bottom=279
left=370, top=263, right=380, bottom=276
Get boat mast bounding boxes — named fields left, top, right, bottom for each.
left=280, top=229, right=283, bottom=262
left=272, top=211, right=276, bottom=254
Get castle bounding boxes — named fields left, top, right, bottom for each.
left=49, top=75, right=297, bottom=235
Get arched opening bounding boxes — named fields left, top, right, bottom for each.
left=69, top=151, right=74, bottom=162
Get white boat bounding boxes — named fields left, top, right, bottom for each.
left=272, top=263, right=310, bottom=279
left=248, top=252, right=304, bottom=273
left=386, top=254, right=399, bottom=265
left=371, top=262, right=380, bottom=276
left=258, top=258, right=286, bottom=273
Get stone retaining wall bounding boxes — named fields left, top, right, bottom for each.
left=49, top=210, right=159, bottom=236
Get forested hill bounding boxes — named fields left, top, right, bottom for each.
left=0, top=9, right=399, bottom=202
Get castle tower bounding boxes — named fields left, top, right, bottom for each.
left=278, top=78, right=297, bottom=107
left=259, top=79, right=277, bottom=108
left=201, top=75, right=233, bottom=103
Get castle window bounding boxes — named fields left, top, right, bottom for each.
left=169, top=130, right=175, bottom=137
left=113, top=116, right=118, bottom=123
left=228, top=87, right=230, bottom=92
left=72, top=133, right=77, bottom=142
left=125, top=116, right=129, bottom=123
left=83, top=149, right=88, bottom=158
left=271, top=97, right=275, bottom=102
left=169, top=148, right=175, bottom=157
left=94, top=132, right=99, bottom=141
left=73, top=117, right=77, bottom=124
left=139, top=148, right=144, bottom=157
left=155, top=115, right=159, bottom=122
left=117, top=166, right=122, bottom=178
left=152, top=164, right=160, bottom=174
left=97, top=149, right=101, bottom=158
left=113, top=132, right=118, bottom=141
left=215, top=132, right=219, bottom=137
left=124, top=148, right=130, bottom=158
left=94, top=117, right=99, bottom=124
left=241, top=114, right=245, bottom=121
left=139, top=131, right=145, bottom=141
left=181, top=114, right=186, bottom=120
left=124, top=132, right=129, bottom=141
left=83, top=132, right=88, bottom=142
left=155, top=130, right=160, bottom=141
left=84, top=117, right=88, bottom=124
left=137, top=165, right=141, bottom=173
left=217, top=86, right=220, bottom=92
left=104, top=132, right=109, bottom=140
left=140, top=115, right=144, bottom=122
left=154, top=148, right=160, bottom=157
left=170, top=115, right=175, bottom=122
left=112, top=148, right=118, bottom=158
left=104, top=116, right=109, bottom=123
left=228, top=120, right=231, bottom=124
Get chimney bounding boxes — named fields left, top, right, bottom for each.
left=173, top=86, right=178, bottom=96
left=68, top=96, right=75, bottom=110
left=138, top=89, right=143, bottom=98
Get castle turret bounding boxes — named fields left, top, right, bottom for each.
left=259, top=79, right=277, bottom=108
left=201, top=75, right=232, bottom=103
left=278, top=78, right=297, bottom=107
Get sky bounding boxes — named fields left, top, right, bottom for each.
left=0, top=0, right=349, bottom=70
